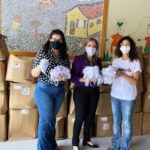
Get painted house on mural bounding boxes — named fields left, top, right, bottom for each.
left=66, top=3, right=103, bottom=38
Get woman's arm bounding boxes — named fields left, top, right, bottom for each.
left=31, top=65, right=41, bottom=77
left=115, top=70, right=140, bottom=85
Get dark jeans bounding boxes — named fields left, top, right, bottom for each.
left=34, top=81, right=65, bottom=150
left=72, top=86, right=100, bottom=146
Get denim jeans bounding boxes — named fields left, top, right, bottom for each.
left=111, top=96, right=135, bottom=150
left=34, top=81, right=65, bottom=150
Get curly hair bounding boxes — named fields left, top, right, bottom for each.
left=42, top=29, right=68, bottom=60
left=115, top=36, right=138, bottom=61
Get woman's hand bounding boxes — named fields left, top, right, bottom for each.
left=115, top=70, right=125, bottom=78
left=58, top=74, right=68, bottom=81
left=115, top=70, right=140, bottom=85
left=90, top=78, right=97, bottom=83
left=31, top=65, right=41, bottom=77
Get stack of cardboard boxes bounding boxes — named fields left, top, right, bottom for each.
left=142, top=53, right=150, bottom=135
left=0, top=35, right=9, bottom=141
left=5, top=54, right=70, bottom=141
left=6, top=55, right=39, bottom=140
left=94, top=62, right=113, bottom=137
left=56, top=81, right=70, bottom=140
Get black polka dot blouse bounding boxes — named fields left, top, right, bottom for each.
left=32, top=49, right=70, bottom=86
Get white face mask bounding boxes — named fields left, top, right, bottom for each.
left=86, top=47, right=96, bottom=56
left=120, top=45, right=130, bottom=54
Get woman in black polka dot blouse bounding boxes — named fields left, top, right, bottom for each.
left=31, top=29, right=70, bottom=150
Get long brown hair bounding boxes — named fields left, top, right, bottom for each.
left=83, top=38, right=99, bottom=66
left=43, top=29, right=68, bottom=60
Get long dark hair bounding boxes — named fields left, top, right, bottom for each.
left=83, top=38, right=99, bottom=66
left=115, top=36, right=138, bottom=61
left=43, top=29, right=68, bottom=59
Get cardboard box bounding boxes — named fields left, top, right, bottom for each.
left=96, top=93, right=112, bottom=115
left=134, top=93, right=141, bottom=113
left=0, top=114, right=7, bottom=141
left=143, top=53, right=150, bottom=73
left=0, top=35, right=9, bottom=61
left=142, top=92, right=150, bottom=112
left=94, top=115, right=113, bottom=137
left=137, top=46, right=144, bottom=69
left=132, top=113, right=143, bottom=136
left=9, top=83, right=36, bottom=109
left=67, top=114, right=83, bottom=139
left=57, top=92, right=68, bottom=117
left=142, top=113, right=150, bottom=135
left=6, top=55, right=36, bottom=83
left=68, top=89, right=75, bottom=115
left=0, top=62, right=7, bottom=90
left=8, top=109, right=39, bottom=141
left=0, top=91, right=8, bottom=114
left=56, top=117, right=65, bottom=140
left=99, top=84, right=111, bottom=93
left=137, top=73, right=143, bottom=93
left=143, top=73, right=150, bottom=92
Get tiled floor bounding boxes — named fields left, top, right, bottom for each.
left=0, top=135, right=150, bottom=150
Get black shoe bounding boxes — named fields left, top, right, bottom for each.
left=83, top=141, right=99, bottom=148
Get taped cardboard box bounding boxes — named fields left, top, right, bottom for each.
left=0, top=35, right=9, bottom=61
left=67, top=114, right=83, bottom=139
left=6, top=55, right=36, bottom=83
left=94, top=115, right=113, bottom=137
left=9, top=83, right=36, bottom=109
left=0, top=62, right=7, bottom=90
left=134, top=93, right=141, bottom=113
left=8, top=108, right=39, bottom=141
left=142, top=113, right=150, bottom=135
left=0, top=114, right=7, bottom=141
left=56, top=117, right=65, bottom=140
left=57, top=92, right=68, bottom=117
left=96, top=93, right=112, bottom=115
left=142, top=91, right=150, bottom=112
left=132, top=113, right=143, bottom=136
left=143, top=53, right=150, bottom=73
left=0, top=91, right=8, bottom=114
left=143, top=73, right=150, bottom=92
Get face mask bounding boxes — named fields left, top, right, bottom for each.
left=86, top=47, right=96, bottom=56
left=50, top=40, right=63, bottom=50
left=120, top=45, right=130, bottom=54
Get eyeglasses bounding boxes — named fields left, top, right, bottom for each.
left=120, top=43, right=130, bottom=47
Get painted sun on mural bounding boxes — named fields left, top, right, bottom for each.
left=1, top=0, right=104, bottom=55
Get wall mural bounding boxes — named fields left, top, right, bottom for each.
left=1, top=0, right=108, bottom=57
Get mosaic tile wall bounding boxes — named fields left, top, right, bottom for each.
left=1, top=0, right=104, bottom=55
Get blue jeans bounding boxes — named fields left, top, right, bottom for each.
left=111, top=96, right=135, bottom=150
left=34, top=81, right=65, bottom=150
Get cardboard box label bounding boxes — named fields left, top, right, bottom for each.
left=22, top=88, right=30, bottom=95
left=14, top=85, right=22, bottom=90
left=71, top=118, right=75, bottom=122
left=103, top=124, right=109, bottom=130
left=12, top=63, right=21, bottom=68
left=101, top=117, right=108, bottom=121
left=21, top=109, right=29, bottom=115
